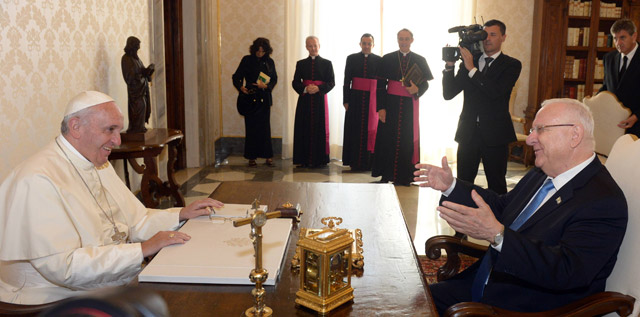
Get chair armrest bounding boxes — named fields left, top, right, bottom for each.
left=511, top=115, right=526, bottom=124
left=445, top=291, right=635, bottom=317
left=425, top=235, right=487, bottom=281
left=0, top=301, right=59, bottom=316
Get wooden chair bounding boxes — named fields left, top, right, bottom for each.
left=507, top=90, right=532, bottom=166
left=425, top=134, right=640, bottom=316
left=583, top=92, right=630, bottom=158
left=0, top=301, right=59, bottom=316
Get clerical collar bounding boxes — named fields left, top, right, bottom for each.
left=310, top=56, right=317, bottom=60
left=400, top=51, right=410, bottom=56
left=58, top=135, right=90, bottom=164
left=363, top=53, right=369, bottom=57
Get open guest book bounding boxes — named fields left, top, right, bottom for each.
left=138, top=204, right=292, bottom=285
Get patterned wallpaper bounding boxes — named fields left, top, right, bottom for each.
left=219, top=0, right=286, bottom=138
left=476, top=0, right=535, bottom=130
left=0, top=0, right=152, bottom=180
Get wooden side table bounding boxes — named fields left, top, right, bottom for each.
left=109, top=128, right=185, bottom=208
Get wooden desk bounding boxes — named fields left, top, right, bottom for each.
left=109, top=128, right=185, bottom=208
left=137, top=181, right=436, bottom=316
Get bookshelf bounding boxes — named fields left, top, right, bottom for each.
left=563, top=0, right=622, bottom=100
left=527, top=0, right=640, bottom=132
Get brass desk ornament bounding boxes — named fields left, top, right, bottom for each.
left=294, top=217, right=356, bottom=314
left=292, top=217, right=364, bottom=270
left=233, top=199, right=284, bottom=317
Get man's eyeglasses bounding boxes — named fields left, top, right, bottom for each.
left=529, top=124, right=575, bottom=134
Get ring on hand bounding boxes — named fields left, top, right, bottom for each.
left=169, top=233, right=175, bottom=238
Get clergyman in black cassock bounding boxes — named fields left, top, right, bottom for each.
left=292, top=36, right=335, bottom=167
left=372, top=29, right=432, bottom=186
left=342, top=34, right=381, bottom=171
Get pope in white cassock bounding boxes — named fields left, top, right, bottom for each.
left=0, top=91, right=224, bottom=305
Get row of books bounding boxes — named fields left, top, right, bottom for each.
left=564, top=84, right=603, bottom=100
left=596, top=32, right=615, bottom=47
left=566, top=29, right=615, bottom=48
left=564, top=57, right=605, bottom=80
left=567, top=27, right=590, bottom=46
left=564, top=85, right=587, bottom=100
left=593, top=59, right=605, bottom=79
left=569, top=0, right=592, bottom=17
left=599, top=2, right=622, bottom=18
left=564, top=57, right=587, bottom=79
left=568, top=1, right=622, bottom=18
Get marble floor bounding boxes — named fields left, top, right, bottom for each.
left=175, top=156, right=531, bottom=255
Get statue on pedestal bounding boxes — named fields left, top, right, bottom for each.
left=122, top=36, right=154, bottom=133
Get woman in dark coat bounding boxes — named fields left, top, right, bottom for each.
left=232, top=38, right=278, bottom=167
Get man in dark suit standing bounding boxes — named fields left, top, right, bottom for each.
left=443, top=19, right=522, bottom=194
left=342, top=33, right=381, bottom=171
left=599, top=18, right=640, bottom=137
left=414, top=98, right=627, bottom=314
left=292, top=36, right=335, bottom=168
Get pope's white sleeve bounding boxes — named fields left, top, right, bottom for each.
left=29, top=243, right=143, bottom=290
left=128, top=207, right=181, bottom=242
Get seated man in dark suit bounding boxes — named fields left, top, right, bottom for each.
left=599, top=18, right=640, bottom=137
left=414, top=98, right=628, bottom=314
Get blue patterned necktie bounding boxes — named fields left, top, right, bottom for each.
left=471, top=178, right=555, bottom=301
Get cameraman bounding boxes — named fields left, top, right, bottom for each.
left=443, top=19, right=521, bottom=194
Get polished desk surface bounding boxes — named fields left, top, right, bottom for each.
left=137, top=181, right=436, bottom=316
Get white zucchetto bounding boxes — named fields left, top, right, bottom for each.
left=64, top=91, right=115, bottom=116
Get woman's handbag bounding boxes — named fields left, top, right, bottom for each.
left=236, top=89, right=260, bottom=116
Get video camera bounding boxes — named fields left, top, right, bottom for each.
left=442, top=24, right=487, bottom=62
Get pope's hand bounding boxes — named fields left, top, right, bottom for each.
left=413, top=156, right=454, bottom=191
left=179, top=198, right=224, bottom=221
left=141, top=231, right=191, bottom=257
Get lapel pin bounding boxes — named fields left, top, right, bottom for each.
left=556, top=197, right=562, bottom=204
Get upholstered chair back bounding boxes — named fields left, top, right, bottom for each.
left=604, top=134, right=640, bottom=316
left=584, top=92, right=630, bottom=157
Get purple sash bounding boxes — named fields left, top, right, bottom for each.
left=352, top=77, right=378, bottom=152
